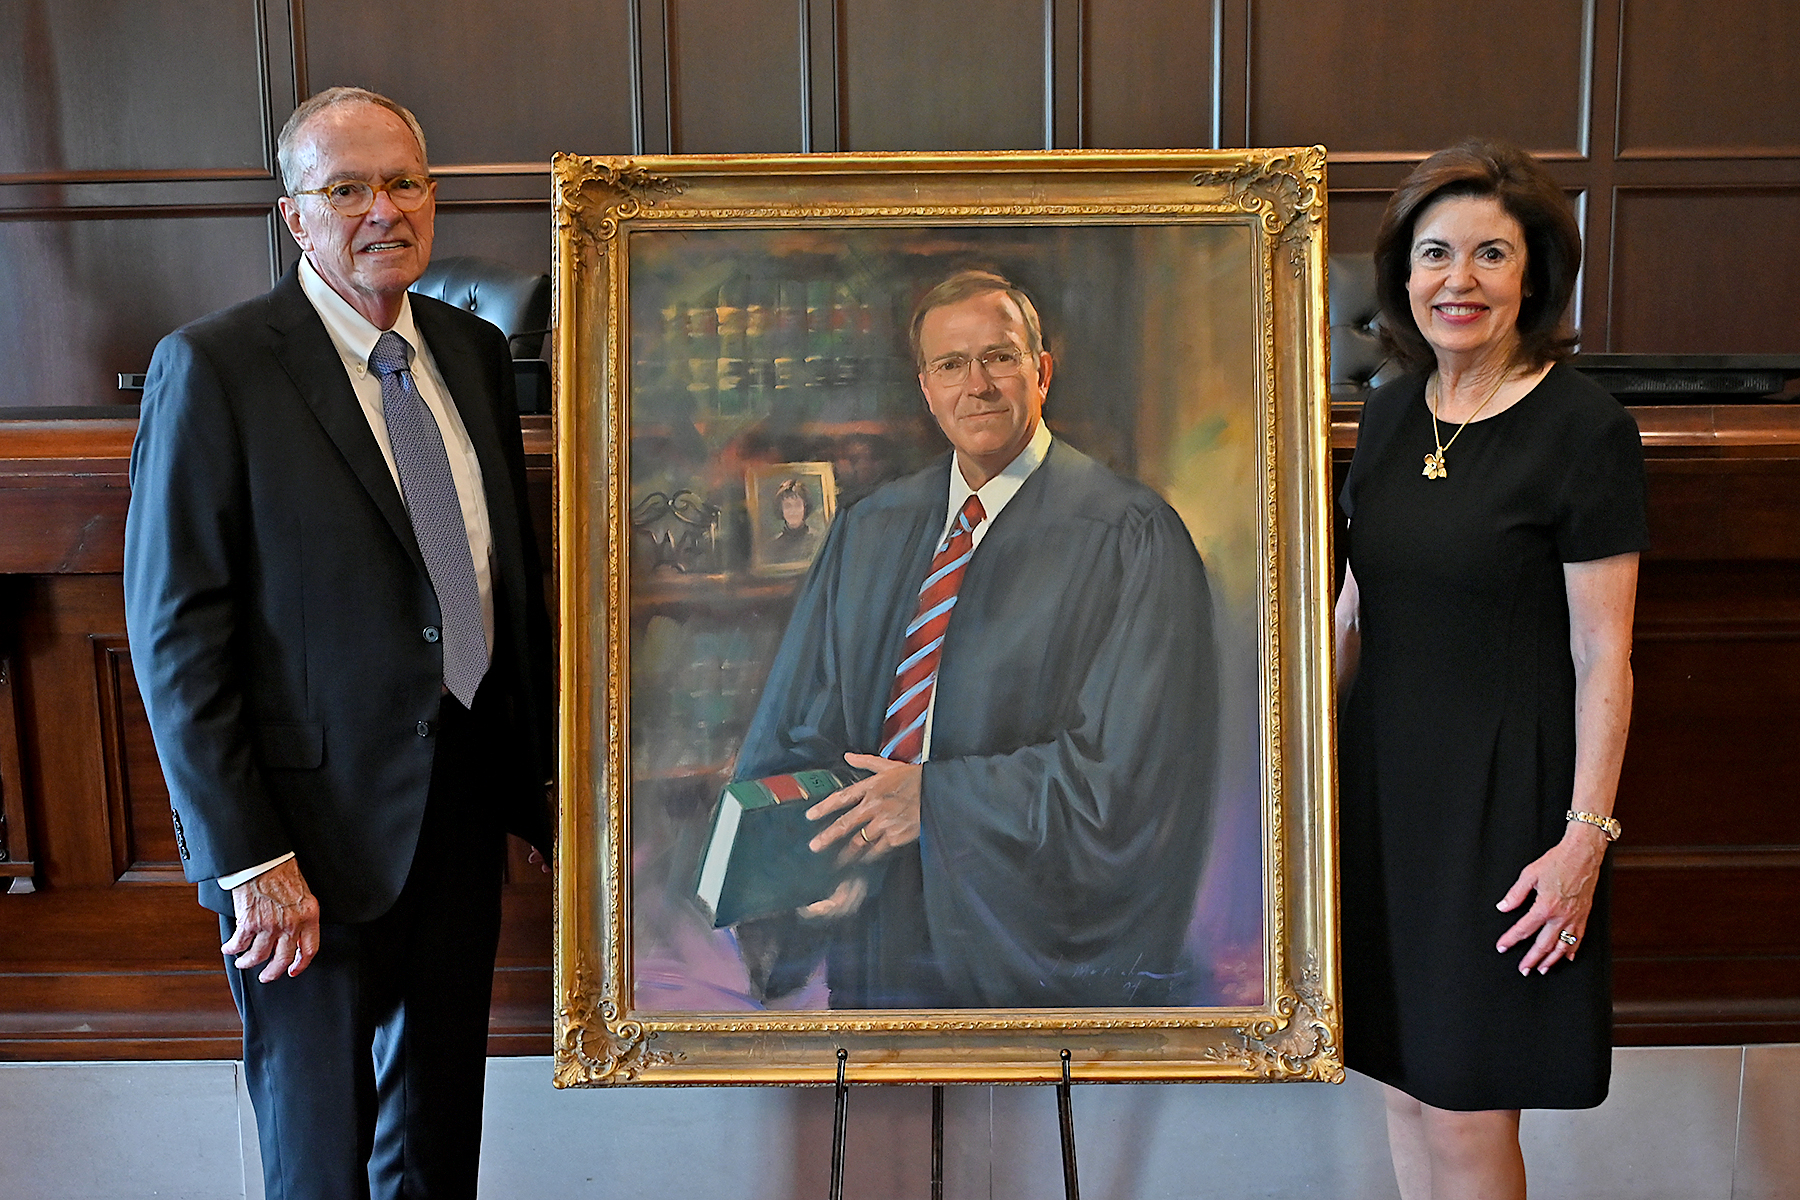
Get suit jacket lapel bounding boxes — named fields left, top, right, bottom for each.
left=266, top=267, right=426, bottom=571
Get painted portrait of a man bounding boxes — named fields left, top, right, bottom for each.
left=729, top=270, right=1218, bottom=1009
left=622, top=220, right=1268, bottom=1019
left=561, top=149, right=1339, bottom=1084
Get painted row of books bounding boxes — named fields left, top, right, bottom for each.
left=632, top=276, right=919, bottom=423
left=632, top=616, right=783, bottom=778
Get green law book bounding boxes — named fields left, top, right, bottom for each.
left=695, top=767, right=870, bottom=928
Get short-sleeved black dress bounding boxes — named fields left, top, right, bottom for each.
left=1338, top=364, right=1649, bottom=1111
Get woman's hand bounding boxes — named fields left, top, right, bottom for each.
left=1495, top=552, right=1639, bottom=974
left=1495, top=825, right=1608, bottom=973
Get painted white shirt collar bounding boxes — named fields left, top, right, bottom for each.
left=940, top=416, right=1054, bottom=551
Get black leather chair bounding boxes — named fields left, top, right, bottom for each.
left=411, top=255, right=552, bottom=412
left=1328, top=254, right=1398, bottom=398
left=411, top=255, right=550, bottom=358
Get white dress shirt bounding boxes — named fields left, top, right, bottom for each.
left=918, top=417, right=1053, bottom=758
left=218, top=259, right=498, bottom=893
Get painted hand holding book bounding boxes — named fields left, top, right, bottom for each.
left=695, top=766, right=871, bottom=927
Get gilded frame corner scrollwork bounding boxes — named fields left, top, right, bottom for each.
left=553, top=153, right=687, bottom=253
left=1191, top=145, right=1327, bottom=274
left=553, top=149, right=1338, bottom=1086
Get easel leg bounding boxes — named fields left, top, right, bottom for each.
left=930, top=1084, right=945, bottom=1200
left=1056, top=1048, right=1081, bottom=1200
left=830, top=1048, right=849, bottom=1200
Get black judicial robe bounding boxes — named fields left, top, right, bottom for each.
left=734, top=439, right=1219, bottom=1008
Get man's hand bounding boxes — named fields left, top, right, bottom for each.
left=806, top=752, right=923, bottom=862
left=797, top=875, right=870, bottom=921
left=222, top=857, right=321, bottom=982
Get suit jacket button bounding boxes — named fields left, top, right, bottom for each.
left=422, top=626, right=441, bottom=643
left=416, top=720, right=432, bottom=738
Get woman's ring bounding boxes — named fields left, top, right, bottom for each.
left=1558, top=930, right=1578, bottom=946
left=858, top=828, right=872, bottom=846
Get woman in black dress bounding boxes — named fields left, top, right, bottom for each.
left=1335, top=140, right=1648, bottom=1199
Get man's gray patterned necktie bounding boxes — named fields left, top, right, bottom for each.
left=370, top=330, right=488, bottom=707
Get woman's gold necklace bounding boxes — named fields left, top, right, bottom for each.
left=1422, top=370, right=1510, bottom=480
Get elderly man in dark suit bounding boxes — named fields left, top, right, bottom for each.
left=734, top=270, right=1218, bottom=1010
left=124, top=87, right=550, bottom=1200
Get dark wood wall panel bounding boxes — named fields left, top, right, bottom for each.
left=3, top=0, right=1799, bottom=1057
left=1613, top=862, right=1800, bottom=957
left=433, top=204, right=554, bottom=277
left=1082, top=0, right=1215, bottom=150
left=93, top=641, right=181, bottom=881
left=1323, top=191, right=1389, bottom=255
left=14, top=576, right=138, bottom=887
left=0, top=213, right=276, bottom=407
left=1617, top=0, right=1800, bottom=157
left=1609, top=188, right=1800, bottom=353
left=1247, top=0, right=1589, bottom=155
left=300, top=0, right=636, bottom=164
left=1610, top=445, right=1800, bottom=1045
left=0, top=424, right=560, bottom=1058
left=1619, top=633, right=1800, bottom=846
left=668, top=0, right=805, bottom=153
left=0, top=0, right=269, bottom=177
left=837, top=0, right=1044, bottom=150
left=1643, top=460, right=1800, bottom=562
left=0, top=655, right=32, bottom=882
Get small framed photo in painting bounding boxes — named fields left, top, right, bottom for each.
left=746, top=462, right=837, bottom=575
left=551, top=148, right=1338, bottom=1087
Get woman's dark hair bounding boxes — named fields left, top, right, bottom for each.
left=774, top=477, right=811, bottom=518
left=1372, top=138, right=1582, bottom=372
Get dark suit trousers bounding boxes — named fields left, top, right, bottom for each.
left=224, top=693, right=507, bottom=1200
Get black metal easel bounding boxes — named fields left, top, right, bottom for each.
left=829, top=1049, right=1082, bottom=1200
left=1055, top=1049, right=1081, bottom=1200
left=829, top=1048, right=850, bottom=1200
left=930, top=1084, right=945, bottom=1200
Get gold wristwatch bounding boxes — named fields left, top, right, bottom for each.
left=1566, top=809, right=1622, bottom=842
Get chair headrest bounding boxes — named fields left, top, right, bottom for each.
left=411, top=255, right=550, bottom=359
left=1327, top=254, right=1399, bottom=395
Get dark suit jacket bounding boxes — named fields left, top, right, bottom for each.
left=124, top=265, right=552, bottom=923
left=736, top=439, right=1218, bottom=1008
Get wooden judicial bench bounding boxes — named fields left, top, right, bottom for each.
left=1, top=406, right=1796, bottom=1060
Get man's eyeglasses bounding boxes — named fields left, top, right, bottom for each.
left=924, top=347, right=1030, bottom=385
left=292, top=175, right=434, bottom=217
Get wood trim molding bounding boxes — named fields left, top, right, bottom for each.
left=1615, top=847, right=1800, bottom=871
left=1331, top=403, right=1800, bottom=452
left=0, top=417, right=550, bottom=462
left=0, top=168, right=279, bottom=187
left=1612, top=997, right=1800, bottom=1046
left=1618, top=146, right=1800, bottom=162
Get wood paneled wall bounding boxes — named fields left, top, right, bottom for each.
left=0, top=420, right=557, bottom=1058
left=0, top=1, right=1795, bottom=1056
left=2, top=0, right=1795, bottom=408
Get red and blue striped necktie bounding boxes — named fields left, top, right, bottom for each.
left=879, top=494, right=986, bottom=763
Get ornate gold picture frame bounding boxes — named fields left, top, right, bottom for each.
left=552, top=150, right=1338, bottom=1085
